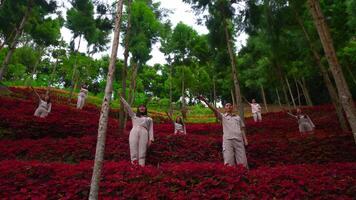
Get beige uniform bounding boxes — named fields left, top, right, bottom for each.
left=34, top=100, right=52, bottom=118
left=121, top=97, right=154, bottom=166
left=217, top=112, right=248, bottom=168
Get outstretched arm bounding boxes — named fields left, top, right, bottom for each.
left=242, top=96, right=251, bottom=105
left=165, top=111, right=174, bottom=123
left=198, top=95, right=222, bottom=120
left=286, top=111, right=297, bottom=119
left=31, top=86, right=41, bottom=101
left=119, top=96, right=135, bottom=118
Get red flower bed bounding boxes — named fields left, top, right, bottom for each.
left=0, top=160, right=354, bottom=199
left=1, top=87, right=356, bottom=199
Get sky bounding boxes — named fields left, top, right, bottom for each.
left=60, top=0, right=248, bottom=65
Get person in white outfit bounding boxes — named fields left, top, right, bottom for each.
left=77, top=85, right=88, bottom=109
left=247, top=99, right=262, bottom=122
left=198, top=95, right=248, bottom=168
left=120, top=96, right=154, bottom=166
left=31, top=86, right=52, bottom=118
left=287, top=108, right=315, bottom=134
left=166, top=111, right=186, bottom=135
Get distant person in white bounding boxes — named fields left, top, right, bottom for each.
left=77, top=85, right=88, bottom=109
left=166, top=111, right=186, bottom=135
left=31, top=86, right=52, bottom=118
left=247, top=99, right=262, bottom=122
left=198, top=95, right=248, bottom=168
left=287, top=108, right=315, bottom=134
left=120, top=96, right=154, bottom=166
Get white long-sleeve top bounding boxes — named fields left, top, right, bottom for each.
left=78, top=88, right=88, bottom=98
left=38, top=100, right=52, bottom=113
left=288, top=112, right=315, bottom=128
left=250, top=103, right=261, bottom=114
left=174, top=122, right=186, bottom=134
left=120, top=97, right=154, bottom=141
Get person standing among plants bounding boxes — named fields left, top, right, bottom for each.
left=120, top=95, right=154, bottom=166
left=31, top=86, right=52, bottom=118
left=198, top=95, right=248, bottom=168
left=165, top=111, right=187, bottom=135
left=244, top=98, right=262, bottom=122
left=287, top=108, right=315, bottom=134
left=76, top=85, right=88, bottom=109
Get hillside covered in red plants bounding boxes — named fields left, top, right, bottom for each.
left=0, top=87, right=355, bottom=199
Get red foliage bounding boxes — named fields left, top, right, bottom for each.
left=0, top=87, right=355, bottom=199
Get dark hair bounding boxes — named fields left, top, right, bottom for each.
left=176, top=116, right=184, bottom=125
left=136, top=104, right=147, bottom=117
left=42, top=94, right=51, bottom=104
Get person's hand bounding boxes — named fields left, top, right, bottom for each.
left=148, top=140, right=153, bottom=146
left=244, top=140, right=248, bottom=146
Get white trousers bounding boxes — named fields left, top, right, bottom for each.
left=223, top=139, right=248, bottom=168
left=34, top=107, right=48, bottom=118
left=252, top=112, right=262, bottom=122
left=129, top=126, right=149, bottom=166
left=77, top=96, right=85, bottom=109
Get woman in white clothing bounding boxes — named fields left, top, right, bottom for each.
left=246, top=98, right=262, bottom=122
left=166, top=111, right=186, bottom=135
left=287, top=108, right=315, bottom=134
left=77, top=85, right=88, bottom=109
left=120, top=96, right=154, bottom=166
left=31, top=86, right=52, bottom=118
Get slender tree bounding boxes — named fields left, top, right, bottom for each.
left=88, top=0, right=124, bottom=198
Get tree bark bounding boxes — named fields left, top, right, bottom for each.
left=224, top=20, right=244, bottom=120
left=213, top=76, right=217, bottom=107
left=276, top=88, right=282, bottom=107
left=294, top=9, right=347, bottom=130
left=231, top=89, right=236, bottom=110
left=26, top=46, right=44, bottom=86
left=0, top=6, right=31, bottom=81
left=261, top=84, right=268, bottom=112
left=119, top=0, right=132, bottom=133
left=68, top=35, right=82, bottom=104
left=285, top=76, right=296, bottom=109
left=47, top=57, right=59, bottom=89
left=294, top=77, right=301, bottom=106
left=88, top=1, right=124, bottom=199
left=307, top=0, right=356, bottom=143
left=181, top=68, right=187, bottom=119
left=300, top=77, right=313, bottom=106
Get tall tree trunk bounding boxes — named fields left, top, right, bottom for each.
left=294, top=9, right=348, bottom=130
left=68, top=35, right=82, bottom=104
left=307, top=0, right=356, bottom=143
left=285, top=76, right=296, bottom=109
left=300, top=77, right=313, bottom=106
left=128, top=61, right=138, bottom=105
left=294, top=77, right=301, bottom=106
left=88, top=1, right=124, bottom=199
left=181, top=69, right=187, bottom=119
left=26, top=46, right=44, bottom=86
left=0, top=6, right=31, bottom=81
left=224, top=20, right=244, bottom=120
left=169, top=63, right=173, bottom=114
left=47, top=57, right=59, bottom=89
left=274, top=61, right=291, bottom=111
left=231, top=89, right=236, bottom=110
left=344, top=64, right=356, bottom=86
left=260, top=85, right=268, bottom=112
left=119, top=0, right=132, bottom=133
left=213, top=76, right=217, bottom=107
left=276, top=88, right=282, bottom=107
